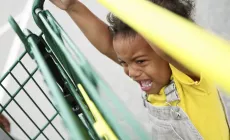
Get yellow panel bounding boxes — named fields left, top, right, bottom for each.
left=98, top=0, right=230, bottom=93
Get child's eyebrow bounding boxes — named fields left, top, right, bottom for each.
left=132, top=55, right=146, bottom=61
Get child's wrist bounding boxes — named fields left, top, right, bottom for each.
left=65, top=1, right=83, bottom=13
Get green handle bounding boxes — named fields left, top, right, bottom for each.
left=33, top=0, right=45, bottom=12
left=8, top=16, right=35, bottom=58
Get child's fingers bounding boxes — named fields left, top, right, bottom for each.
left=0, top=115, right=10, bottom=132
left=49, top=0, right=75, bottom=10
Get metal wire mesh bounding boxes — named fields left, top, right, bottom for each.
left=0, top=0, right=152, bottom=139
left=0, top=51, right=69, bottom=140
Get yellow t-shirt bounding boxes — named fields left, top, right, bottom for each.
left=147, top=65, right=229, bottom=140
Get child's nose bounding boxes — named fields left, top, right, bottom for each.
left=128, top=66, right=141, bottom=79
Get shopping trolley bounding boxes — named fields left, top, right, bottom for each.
left=0, top=0, right=151, bottom=139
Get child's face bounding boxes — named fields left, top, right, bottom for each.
left=113, top=35, right=171, bottom=94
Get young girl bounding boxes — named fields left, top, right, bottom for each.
left=50, top=0, right=229, bottom=139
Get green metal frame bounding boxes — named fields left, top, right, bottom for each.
left=0, top=0, right=151, bottom=139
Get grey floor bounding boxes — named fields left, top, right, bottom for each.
left=0, top=0, right=230, bottom=139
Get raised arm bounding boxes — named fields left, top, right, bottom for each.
left=50, top=0, right=117, bottom=62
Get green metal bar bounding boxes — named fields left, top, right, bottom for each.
left=45, top=11, right=86, bottom=64
left=0, top=104, right=31, bottom=139
left=32, top=112, right=59, bottom=140
left=27, top=32, right=91, bottom=140
left=10, top=71, right=65, bottom=140
left=17, top=1, right=151, bottom=139
left=0, top=126, right=15, bottom=140
left=0, top=51, right=27, bottom=83
left=53, top=58, right=99, bottom=140
left=0, top=67, right=38, bottom=114
left=40, top=11, right=80, bottom=88
left=46, top=13, right=78, bottom=88
left=40, top=11, right=99, bottom=139
left=46, top=14, right=64, bottom=44
left=19, top=61, right=59, bottom=112
left=8, top=17, right=30, bottom=53
left=39, top=11, right=125, bottom=139
left=39, top=12, right=101, bottom=140
left=54, top=10, right=151, bottom=139
left=0, top=80, right=49, bottom=140
left=9, top=13, right=90, bottom=140
left=42, top=11, right=150, bottom=140
left=54, top=59, right=95, bottom=124
left=19, top=62, right=65, bottom=139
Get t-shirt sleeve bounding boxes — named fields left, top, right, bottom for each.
left=169, top=64, right=212, bottom=91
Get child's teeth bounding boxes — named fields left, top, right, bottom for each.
left=141, top=81, right=152, bottom=87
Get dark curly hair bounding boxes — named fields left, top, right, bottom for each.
left=107, top=0, right=194, bottom=38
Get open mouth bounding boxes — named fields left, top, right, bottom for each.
left=138, top=80, right=153, bottom=92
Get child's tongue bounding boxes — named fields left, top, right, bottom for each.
left=140, top=80, right=152, bottom=91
